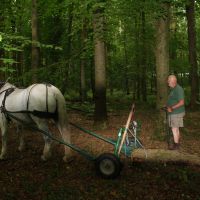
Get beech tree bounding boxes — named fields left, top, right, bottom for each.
left=80, top=19, right=87, bottom=102
left=155, top=2, right=170, bottom=109
left=93, top=1, right=107, bottom=128
left=186, top=0, right=199, bottom=109
left=31, top=0, right=40, bottom=82
left=154, top=1, right=170, bottom=138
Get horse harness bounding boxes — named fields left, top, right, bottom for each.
left=0, top=83, right=58, bottom=122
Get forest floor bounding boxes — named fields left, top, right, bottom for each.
left=0, top=105, right=200, bottom=200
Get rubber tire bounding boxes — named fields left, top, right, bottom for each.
left=95, top=153, right=122, bottom=179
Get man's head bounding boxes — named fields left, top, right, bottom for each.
left=167, top=75, right=177, bottom=88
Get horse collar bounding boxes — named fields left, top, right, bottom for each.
left=0, top=88, right=15, bottom=120
left=1, top=87, right=15, bottom=108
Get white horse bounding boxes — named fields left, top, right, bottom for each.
left=0, top=82, right=71, bottom=161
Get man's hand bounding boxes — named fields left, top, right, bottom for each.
left=167, top=107, right=173, bottom=113
left=167, top=99, right=184, bottom=113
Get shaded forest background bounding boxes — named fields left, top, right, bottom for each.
left=0, top=0, right=199, bottom=126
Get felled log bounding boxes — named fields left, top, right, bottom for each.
left=131, top=149, right=200, bottom=166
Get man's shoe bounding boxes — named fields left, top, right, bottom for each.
left=168, top=143, right=180, bottom=150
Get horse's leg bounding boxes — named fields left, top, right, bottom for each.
left=57, top=123, right=71, bottom=162
left=32, top=117, right=52, bottom=161
left=0, top=116, right=8, bottom=160
left=41, top=133, right=52, bottom=161
left=17, top=125, right=25, bottom=152
left=40, top=124, right=52, bottom=161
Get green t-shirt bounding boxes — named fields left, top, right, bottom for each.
left=167, top=84, right=185, bottom=114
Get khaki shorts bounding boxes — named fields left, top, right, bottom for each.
left=168, top=112, right=185, bottom=128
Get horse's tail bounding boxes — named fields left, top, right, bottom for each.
left=52, top=86, right=71, bottom=160
left=51, top=86, right=68, bottom=128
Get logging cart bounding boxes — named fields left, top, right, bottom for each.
left=69, top=104, right=145, bottom=179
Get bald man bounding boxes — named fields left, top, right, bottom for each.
left=166, top=75, right=185, bottom=150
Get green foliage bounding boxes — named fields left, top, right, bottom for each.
left=0, top=0, right=198, bottom=105
left=0, top=58, right=18, bottom=65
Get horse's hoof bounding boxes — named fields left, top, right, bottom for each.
left=41, top=155, right=48, bottom=161
left=0, top=154, right=6, bottom=160
left=18, top=146, right=25, bottom=152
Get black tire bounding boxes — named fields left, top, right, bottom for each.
left=95, top=153, right=122, bottom=179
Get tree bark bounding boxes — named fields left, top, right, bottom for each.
left=61, top=3, right=74, bottom=94
left=131, top=149, right=200, bottom=166
left=80, top=60, right=86, bottom=102
left=123, top=30, right=130, bottom=95
left=141, top=11, right=147, bottom=102
left=93, top=7, right=107, bottom=129
left=80, top=20, right=87, bottom=102
left=0, top=15, right=4, bottom=80
left=134, top=18, right=141, bottom=101
left=90, top=58, right=95, bottom=102
left=186, top=0, right=199, bottom=109
left=155, top=3, right=170, bottom=139
left=31, top=0, right=40, bottom=82
left=155, top=3, right=170, bottom=109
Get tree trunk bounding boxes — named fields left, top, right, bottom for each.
left=31, top=0, right=40, bottom=82
left=123, top=30, right=130, bottom=95
left=80, top=20, right=87, bottom=102
left=155, top=3, right=170, bottom=140
left=80, top=60, right=86, bottom=102
left=16, top=2, right=24, bottom=85
left=61, top=3, right=74, bottom=94
left=93, top=7, right=107, bottom=129
left=90, top=58, right=95, bottom=102
left=0, top=50, right=4, bottom=80
left=131, top=149, right=200, bottom=166
left=136, top=74, right=141, bottom=101
left=134, top=18, right=141, bottom=101
left=186, top=0, right=199, bottom=109
left=155, top=3, right=170, bottom=109
left=141, top=11, right=147, bottom=102
left=0, top=14, right=4, bottom=80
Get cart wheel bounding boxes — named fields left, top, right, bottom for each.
left=95, top=153, right=122, bottom=179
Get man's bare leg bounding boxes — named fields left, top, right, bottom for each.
left=170, top=127, right=180, bottom=150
